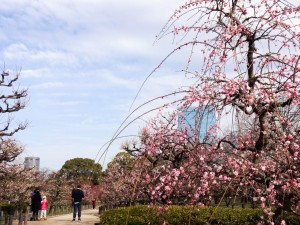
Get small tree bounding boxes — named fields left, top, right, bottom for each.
left=42, top=171, right=73, bottom=214
left=100, top=152, right=135, bottom=207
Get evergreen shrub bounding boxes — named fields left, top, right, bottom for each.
left=99, top=205, right=266, bottom=225
left=0, top=203, right=16, bottom=215
left=285, top=213, right=300, bottom=225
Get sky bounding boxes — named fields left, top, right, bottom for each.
left=2, top=0, right=298, bottom=171
left=0, top=0, right=187, bottom=171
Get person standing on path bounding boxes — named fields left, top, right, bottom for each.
left=31, top=187, right=42, bottom=221
left=71, top=184, right=84, bottom=222
left=40, top=195, right=48, bottom=220
left=92, top=198, right=96, bottom=209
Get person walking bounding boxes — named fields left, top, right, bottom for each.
left=40, top=196, right=48, bottom=220
left=71, top=184, right=84, bottom=222
left=31, top=187, right=42, bottom=221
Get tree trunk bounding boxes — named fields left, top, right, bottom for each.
left=225, top=196, right=231, bottom=207
left=18, top=210, right=22, bottom=225
left=24, top=212, right=28, bottom=225
left=241, top=195, right=247, bottom=209
left=273, top=193, right=293, bottom=225
left=4, top=214, right=13, bottom=225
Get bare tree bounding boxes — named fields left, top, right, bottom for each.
left=0, top=69, right=28, bottom=164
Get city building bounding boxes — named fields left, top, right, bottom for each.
left=24, top=157, right=40, bottom=170
left=178, top=105, right=216, bottom=141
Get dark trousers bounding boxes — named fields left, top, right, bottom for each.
left=32, top=210, right=39, bottom=220
left=73, top=202, right=82, bottom=219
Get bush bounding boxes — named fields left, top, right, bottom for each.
left=285, top=213, right=300, bottom=225
left=99, top=205, right=266, bottom=225
left=0, top=203, right=16, bottom=215
left=99, top=205, right=163, bottom=225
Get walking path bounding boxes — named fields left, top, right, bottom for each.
left=13, top=209, right=99, bottom=225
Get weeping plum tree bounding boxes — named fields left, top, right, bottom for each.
left=132, top=0, right=300, bottom=224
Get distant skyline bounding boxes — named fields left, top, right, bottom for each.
left=0, top=0, right=185, bottom=171
left=24, top=157, right=40, bottom=171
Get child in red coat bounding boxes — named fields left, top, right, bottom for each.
left=40, top=196, right=48, bottom=220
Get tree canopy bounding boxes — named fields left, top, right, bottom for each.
left=59, top=158, right=102, bottom=185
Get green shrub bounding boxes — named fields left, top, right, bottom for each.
left=100, top=205, right=162, bottom=225
left=100, top=205, right=266, bottom=225
left=0, top=203, right=16, bottom=215
left=163, top=206, right=264, bottom=225
left=285, top=213, right=300, bottom=225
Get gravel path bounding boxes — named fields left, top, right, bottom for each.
left=13, top=209, right=99, bottom=225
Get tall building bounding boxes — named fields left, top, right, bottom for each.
left=178, top=105, right=216, bottom=141
left=24, top=157, right=40, bottom=170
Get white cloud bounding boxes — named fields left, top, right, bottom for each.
left=31, top=82, right=65, bottom=89
left=3, top=43, right=78, bottom=66
left=22, top=68, right=52, bottom=78
left=58, top=101, right=83, bottom=106
left=0, top=0, right=183, bottom=66
left=100, top=70, right=138, bottom=89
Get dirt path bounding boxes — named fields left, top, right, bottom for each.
left=13, top=209, right=99, bottom=225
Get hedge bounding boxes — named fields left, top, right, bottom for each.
left=100, top=205, right=300, bottom=225
left=99, top=205, right=265, bottom=225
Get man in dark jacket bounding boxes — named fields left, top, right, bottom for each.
left=71, top=184, right=84, bottom=222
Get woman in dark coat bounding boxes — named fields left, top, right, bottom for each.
left=31, top=187, right=42, bottom=221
